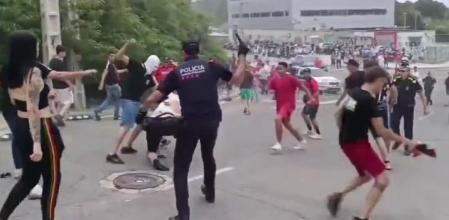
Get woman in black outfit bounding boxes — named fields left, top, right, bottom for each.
left=0, top=31, right=96, bottom=220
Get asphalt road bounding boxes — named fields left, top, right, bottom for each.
left=0, top=68, right=448, bottom=220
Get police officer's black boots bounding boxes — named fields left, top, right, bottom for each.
left=201, top=185, right=215, bottom=203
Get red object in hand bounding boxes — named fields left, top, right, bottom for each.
left=412, top=144, right=436, bottom=158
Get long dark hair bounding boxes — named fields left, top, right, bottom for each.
left=4, top=31, right=38, bottom=89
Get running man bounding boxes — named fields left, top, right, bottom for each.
left=300, top=68, right=322, bottom=139
left=270, top=62, right=312, bottom=151
left=328, top=66, right=425, bottom=220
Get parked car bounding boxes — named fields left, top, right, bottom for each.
left=291, top=67, right=343, bottom=94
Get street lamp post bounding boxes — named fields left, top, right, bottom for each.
left=403, top=12, right=407, bottom=29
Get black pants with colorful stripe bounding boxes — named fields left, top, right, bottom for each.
left=0, top=118, right=64, bottom=220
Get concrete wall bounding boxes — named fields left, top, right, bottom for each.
left=422, top=45, right=449, bottom=64
left=228, top=0, right=395, bottom=31
left=397, top=31, right=436, bottom=48
left=291, top=0, right=395, bottom=30
left=228, top=0, right=293, bottom=31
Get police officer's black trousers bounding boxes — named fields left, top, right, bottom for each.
left=390, top=105, right=414, bottom=139
left=173, top=120, right=219, bottom=219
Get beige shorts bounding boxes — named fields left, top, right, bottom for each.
left=55, top=88, right=74, bottom=105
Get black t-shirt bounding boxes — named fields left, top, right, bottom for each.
left=393, top=76, right=422, bottom=107
left=158, top=58, right=233, bottom=122
left=345, top=71, right=365, bottom=90
left=339, top=88, right=381, bottom=145
left=105, top=63, right=119, bottom=85
left=121, top=59, right=155, bottom=102
left=49, top=58, right=69, bottom=89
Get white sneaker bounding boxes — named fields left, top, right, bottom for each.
left=28, top=184, right=43, bottom=200
left=293, top=140, right=307, bottom=150
left=13, top=169, right=22, bottom=180
left=271, top=143, right=282, bottom=152
left=309, top=133, right=323, bottom=140
left=303, top=130, right=313, bottom=136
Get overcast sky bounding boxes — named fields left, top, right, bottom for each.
left=397, top=0, right=449, bottom=6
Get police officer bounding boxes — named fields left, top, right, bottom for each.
left=136, top=39, right=248, bottom=220
left=390, top=65, right=428, bottom=155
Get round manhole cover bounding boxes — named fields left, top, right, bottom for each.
left=113, top=172, right=166, bottom=190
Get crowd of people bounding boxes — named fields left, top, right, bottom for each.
left=0, top=30, right=439, bottom=220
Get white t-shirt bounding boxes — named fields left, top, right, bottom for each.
left=412, top=71, right=420, bottom=79
left=150, top=93, right=181, bottom=117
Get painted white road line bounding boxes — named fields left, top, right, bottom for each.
left=320, top=100, right=338, bottom=105
left=162, top=167, right=235, bottom=191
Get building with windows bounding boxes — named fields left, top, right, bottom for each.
left=228, top=0, right=395, bottom=32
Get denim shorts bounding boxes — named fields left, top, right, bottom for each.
left=120, top=99, right=141, bottom=129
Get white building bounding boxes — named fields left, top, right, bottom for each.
left=228, top=0, right=395, bottom=32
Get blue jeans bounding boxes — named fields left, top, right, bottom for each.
left=95, top=84, right=121, bottom=118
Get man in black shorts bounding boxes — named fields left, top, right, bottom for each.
left=301, top=68, right=322, bottom=139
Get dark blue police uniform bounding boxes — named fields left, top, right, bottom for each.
left=157, top=56, right=233, bottom=220
left=391, top=76, right=423, bottom=140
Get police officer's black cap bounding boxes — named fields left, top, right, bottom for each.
left=182, top=41, right=200, bottom=55
left=303, top=68, right=311, bottom=74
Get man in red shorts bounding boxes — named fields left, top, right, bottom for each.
left=269, top=62, right=312, bottom=152
left=328, top=66, right=421, bottom=220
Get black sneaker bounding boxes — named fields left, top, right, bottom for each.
left=93, top=111, right=101, bottom=121
left=201, top=185, right=215, bottom=203
left=354, top=217, right=368, bottom=220
left=168, top=215, right=189, bottom=220
left=392, top=142, right=401, bottom=150
left=121, top=147, right=138, bottom=154
left=153, top=159, right=169, bottom=171
left=327, top=192, right=343, bottom=217
left=106, top=154, right=124, bottom=164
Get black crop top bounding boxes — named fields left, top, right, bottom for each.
left=10, top=63, right=52, bottom=112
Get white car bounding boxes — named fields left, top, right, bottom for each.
left=294, top=67, right=343, bottom=94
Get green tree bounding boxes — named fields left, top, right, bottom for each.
left=0, top=0, right=227, bottom=102
left=0, top=0, right=41, bottom=67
